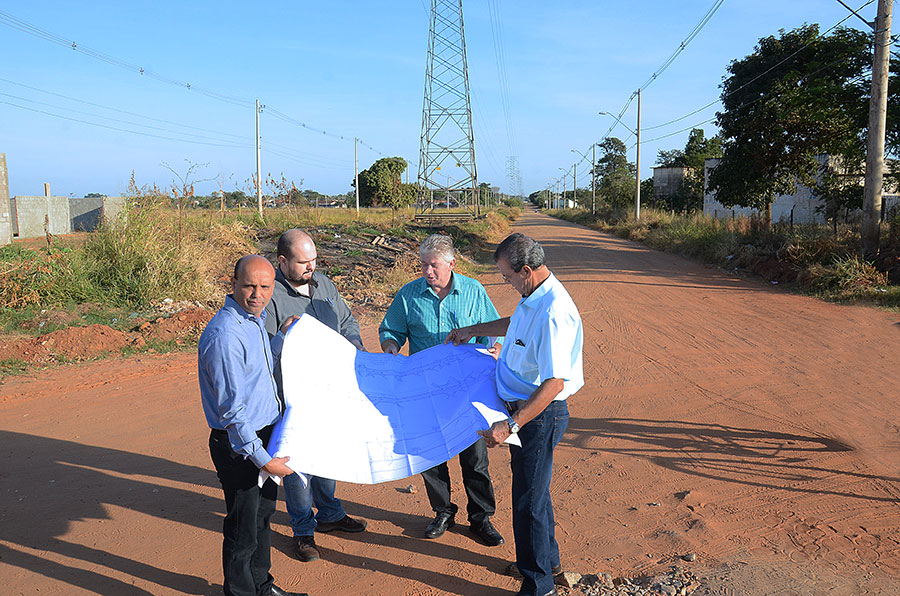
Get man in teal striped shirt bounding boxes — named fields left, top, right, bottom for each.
left=379, top=234, right=505, bottom=547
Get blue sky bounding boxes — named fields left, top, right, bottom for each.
left=0, top=1, right=878, bottom=199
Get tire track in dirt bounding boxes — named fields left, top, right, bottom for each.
left=1, top=209, right=898, bottom=595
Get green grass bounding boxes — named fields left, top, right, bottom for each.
left=0, top=358, right=29, bottom=377
left=552, top=207, right=899, bottom=308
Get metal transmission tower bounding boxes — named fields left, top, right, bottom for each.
left=417, top=0, right=478, bottom=220
left=505, top=156, right=522, bottom=200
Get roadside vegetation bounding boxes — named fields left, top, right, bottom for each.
left=0, top=183, right=518, bottom=378
left=548, top=206, right=899, bottom=308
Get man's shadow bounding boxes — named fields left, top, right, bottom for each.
left=1, top=430, right=221, bottom=595
left=271, top=499, right=514, bottom=596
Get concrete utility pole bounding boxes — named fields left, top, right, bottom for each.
left=862, top=0, right=892, bottom=257
left=635, top=88, right=642, bottom=220
left=354, top=137, right=360, bottom=216
left=572, top=162, right=577, bottom=209
left=591, top=142, right=596, bottom=215
left=256, top=99, right=262, bottom=218
left=558, top=167, right=566, bottom=209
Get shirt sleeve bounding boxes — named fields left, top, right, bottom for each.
left=534, top=311, right=580, bottom=383
left=263, top=300, right=278, bottom=336
left=379, top=289, right=409, bottom=349
left=201, top=332, right=273, bottom=468
left=334, top=290, right=362, bottom=345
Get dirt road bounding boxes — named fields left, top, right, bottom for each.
left=1, top=209, right=898, bottom=595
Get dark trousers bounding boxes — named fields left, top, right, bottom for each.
left=510, top=400, right=569, bottom=596
left=209, top=427, right=277, bottom=596
left=422, top=437, right=496, bottom=524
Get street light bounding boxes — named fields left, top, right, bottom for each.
left=572, top=148, right=595, bottom=213
left=600, top=92, right=642, bottom=219
left=557, top=167, right=568, bottom=209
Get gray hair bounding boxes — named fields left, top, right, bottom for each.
left=419, top=234, right=455, bottom=263
left=493, top=233, right=545, bottom=271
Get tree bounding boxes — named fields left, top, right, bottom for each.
left=655, top=128, right=723, bottom=212
left=354, top=157, right=415, bottom=212
left=593, top=137, right=636, bottom=209
left=708, top=25, right=870, bottom=211
left=814, top=156, right=864, bottom=227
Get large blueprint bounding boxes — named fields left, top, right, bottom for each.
left=266, top=314, right=515, bottom=485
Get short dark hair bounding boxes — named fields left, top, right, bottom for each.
left=276, top=232, right=294, bottom=259
left=493, top=233, right=545, bottom=272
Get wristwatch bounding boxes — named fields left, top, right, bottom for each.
left=506, top=415, right=520, bottom=434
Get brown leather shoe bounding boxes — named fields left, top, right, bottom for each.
left=293, top=535, right=320, bottom=562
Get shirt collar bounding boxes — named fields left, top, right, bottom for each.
left=519, top=271, right=556, bottom=309
left=419, top=272, right=459, bottom=297
left=223, top=295, right=267, bottom=323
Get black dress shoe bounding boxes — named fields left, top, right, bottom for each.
left=266, top=585, right=309, bottom=596
left=424, top=511, right=455, bottom=539
left=470, top=520, right=504, bottom=546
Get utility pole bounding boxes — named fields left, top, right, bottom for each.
left=354, top=137, right=360, bottom=216
left=572, top=162, right=576, bottom=209
left=591, top=142, right=596, bottom=215
left=862, top=0, right=892, bottom=257
left=255, top=99, right=262, bottom=218
left=560, top=171, right=566, bottom=210
left=635, top=88, right=642, bottom=220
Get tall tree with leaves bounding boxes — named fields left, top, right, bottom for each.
left=708, top=25, right=870, bottom=211
left=354, top=157, right=415, bottom=212
left=593, top=137, right=636, bottom=209
left=655, top=128, right=723, bottom=211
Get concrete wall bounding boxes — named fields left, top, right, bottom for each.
left=69, top=196, right=126, bottom=231
left=102, top=196, right=126, bottom=224
left=0, top=154, right=11, bottom=246
left=69, top=197, right=104, bottom=231
left=703, top=157, right=827, bottom=224
left=652, top=167, right=690, bottom=200
left=10, top=196, right=71, bottom=238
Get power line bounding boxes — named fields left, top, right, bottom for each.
left=636, top=0, right=726, bottom=93
left=0, top=98, right=254, bottom=149
left=0, top=9, right=390, bottom=160
left=0, top=76, right=251, bottom=141
left=0, top=9, right=252, bottom=108
left=0, top=89, right=253, bottom=146
left=642, top=0, right=874, bottom=133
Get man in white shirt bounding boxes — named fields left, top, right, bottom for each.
left=446, top=233, right=583, bottom=596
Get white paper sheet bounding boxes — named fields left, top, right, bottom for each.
left=265, top=314, right=517, bottom=485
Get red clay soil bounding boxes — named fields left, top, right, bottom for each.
left=0, top=209, right=898, bottom=595
left=0, top=308, right=215, bottom=367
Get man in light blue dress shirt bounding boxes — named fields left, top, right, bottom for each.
left=446, top=233, right=583, bottom=596
left=198, top=255, right=307, bottom=596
